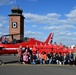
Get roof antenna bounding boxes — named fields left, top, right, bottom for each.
left=16, top=5, right=19, bottom=9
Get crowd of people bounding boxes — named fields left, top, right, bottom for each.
left=17, top=42, right=76, bottom=65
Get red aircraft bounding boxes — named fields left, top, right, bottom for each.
left=0, top=32, right=53, bottom=55
left=0, top=32, right=53, bottom=65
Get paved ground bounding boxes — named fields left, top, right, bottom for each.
left=0, top=54, right=19, bottom=64
left=0, top=55, right=76, bottom=75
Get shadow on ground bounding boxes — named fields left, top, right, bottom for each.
left=4, top=60, right=18, bottom=64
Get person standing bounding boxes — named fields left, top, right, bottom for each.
left=68, top=51, right=74, bottom=65
left=23, top=50, right=29, bottom=64
left=53, top=42, right=58, bottom=54
left=17, top=45, right=23, bottom=64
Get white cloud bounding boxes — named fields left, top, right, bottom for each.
left=25, top=31, right=42, bottom=36
left=0, top=16, right=8, bottom=24
left=0, top=23, right=3, bottom=27
left=23, top=10, right=76, bottom=26
left=66, top=32, right=72, bottom=36
left=62, top=25, right=76, bottom=29
left=23, top=13, right=61, bottom=25
left=42, top=24, right=76, bottom=31
left=41, top=24, right=76, bottom=46
left=65, top=9, right=76, bottom=18
left=32, top=25, right=37, bottom=28
left=24, top=31, right=43, bottom=40
left=0, top=0, right=16, bottom=6
left=61, top=9, right=76, bottom=24
left=0, top=16, right=7, bottom=20
left=0, top=16, right=9, bottom=36
left=0, top=23, right=6, bottom=29
left=10, top=0, right=16, bottom=4
left=0, top=32, right=2, bottom=35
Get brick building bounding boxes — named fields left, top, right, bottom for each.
left=8, top=7, right=25, bottom=42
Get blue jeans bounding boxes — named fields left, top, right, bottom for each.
left=31, top=61, right=36, bottom=65
left=40, top=58, right=43, bottom=64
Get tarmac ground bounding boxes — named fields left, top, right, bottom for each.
left=0, top=54, right=76, bottom=75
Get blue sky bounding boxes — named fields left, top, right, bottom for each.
left=0, top=0, right=76, bottom=46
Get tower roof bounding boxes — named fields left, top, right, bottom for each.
left=8, top=7, right=25, bottom=18
left=11, top=7, right=23, bottom=14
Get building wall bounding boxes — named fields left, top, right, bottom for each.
left=9, top=15, right=24, bottom=42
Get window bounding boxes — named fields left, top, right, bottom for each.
left=12, top=22, right=17, bottom=28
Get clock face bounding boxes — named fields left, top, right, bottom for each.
left=12, top=22, right=17, bottom=28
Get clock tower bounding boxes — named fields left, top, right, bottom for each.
left=8, top=7, right=25, bottom=41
